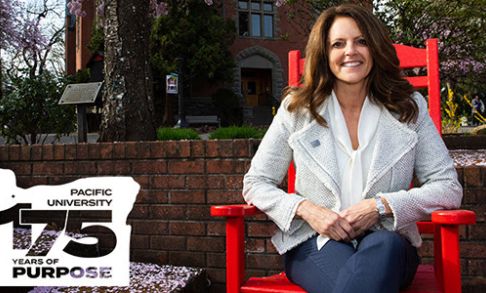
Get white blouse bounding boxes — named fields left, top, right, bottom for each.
left=317, top=91, right=382, bottom=250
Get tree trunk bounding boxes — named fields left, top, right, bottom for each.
left=100, top=0, right=156, bottom=141
left=0, top=52, right=3, bottom=101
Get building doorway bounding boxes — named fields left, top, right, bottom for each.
left=241, top=68, right=273, bottom=107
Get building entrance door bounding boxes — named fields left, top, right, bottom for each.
left=241, top=68, right=272, bottom=107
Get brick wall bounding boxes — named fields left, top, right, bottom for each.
left=0, top=141, right=484, bottom=292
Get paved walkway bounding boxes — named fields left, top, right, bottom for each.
left=0, top=133, right=100, bottom=144
left=0, top=132, right=215, bottom=144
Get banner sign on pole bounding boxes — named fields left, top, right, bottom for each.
left=166, top=73, right=178, bottom=94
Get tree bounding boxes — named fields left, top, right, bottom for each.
left=0, top=0, right=75, bottom=144
left=150, top=0, right=236, bottom=125
left=0, top=0, right=19, bottom=46
left=374, top=0, right=486, bottom=95
left=0, top=0, right=21, bottom=100
left=97, top=0, right=157, bottom=141
left=2, top=0, right=66, bottom=79
left=151, top=0, right=235, bottom=84
left=0, top=73, right=76, bottom=144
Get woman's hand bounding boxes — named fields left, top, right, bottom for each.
left=296, top=200, right=356, bottom=242
left=339, top=199, right=379, bottom=236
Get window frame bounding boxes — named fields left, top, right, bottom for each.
left=237, top=0, right=275, bottom=39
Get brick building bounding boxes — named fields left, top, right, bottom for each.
left=65, top=0, right=316, bottom=125
left=224, top=0, right=313, bottom=124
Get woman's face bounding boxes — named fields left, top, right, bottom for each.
left=327, top=16, right=373, bottom=90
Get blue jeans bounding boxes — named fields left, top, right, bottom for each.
left=284, top=231, right=420, bottom=293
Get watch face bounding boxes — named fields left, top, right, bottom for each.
left=375, top=197, right=386, bottom=217
left=379, top=205, right=385, bottom=214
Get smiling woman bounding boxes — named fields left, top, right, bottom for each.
left=242, top=3, right=462, bottom=293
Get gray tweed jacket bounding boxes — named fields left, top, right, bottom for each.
left=243, top=92, right=462, bottom=255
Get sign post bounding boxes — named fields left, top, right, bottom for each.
left=59, top=82, right=103, bottom=142
left=167, top=71, right=187, bottom=128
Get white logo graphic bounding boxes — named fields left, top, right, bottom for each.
left=0, top=169, right=138, bottom=287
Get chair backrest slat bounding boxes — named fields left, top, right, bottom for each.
left=288, top=50, right=303, bottom=87
left=404, top=76, right=429, bottom=88
left=394, top=44, right=427, bottom=68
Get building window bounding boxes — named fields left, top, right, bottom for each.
left=238, top=1, right=274, bottom=38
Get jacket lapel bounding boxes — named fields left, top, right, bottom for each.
left=363, top=109, right=418, bottom=196
left=287, top=102, right=417, bottom=202
left=288, top=102, right=341, bottom=198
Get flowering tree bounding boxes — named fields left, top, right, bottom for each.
left=374, top=0, right=486, bottom=96
left=0, top=0, right=75, bottom=144
left=0, top=0, right=19, bottom=46
left=0, top=0, right=21, bottom=99
left=2, top=0, right=65, bottom=79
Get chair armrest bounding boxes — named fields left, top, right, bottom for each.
left=210, top=204, right=262, bottom=217
left=210, top=204, right=262, bottom=292
left=429, top=209, right=476, bottom=293
left=431, top=209, right=476, bottom=225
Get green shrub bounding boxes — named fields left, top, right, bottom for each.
left=0, top=72, right=76, bottom=144
left=156, top=127, right=200, bottom=140
left=209, top=126, right=266, bottom=139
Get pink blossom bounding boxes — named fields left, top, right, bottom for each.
left=154, top=2, right=169, bottom=16
left=0, top=0, right=21, bottom=49
left=96, top=2, right=105, bottom=17
left=17, top=18, right=49, bottom=56
left=67, top=0, right=84, bottom=17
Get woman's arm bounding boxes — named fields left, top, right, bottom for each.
left=244, top=100, right=355, bottom=240
left=243, top=100, right=306, bottom=233
left=339, top=93, right=462, bottom=233
left=375, top=93, right=462, bottom=231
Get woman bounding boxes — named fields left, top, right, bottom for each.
left=243, top=4, right=462, bottom=293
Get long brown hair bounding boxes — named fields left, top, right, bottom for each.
left=287, top=3, right=418, bottom=126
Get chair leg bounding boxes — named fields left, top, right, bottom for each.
left=226, top=217, right=245, bottom=293
left=440, top=225, right=461, bottom=293
left=433, top=225, right=444, bottom=291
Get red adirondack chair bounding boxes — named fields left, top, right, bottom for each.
left=211, top=39, right=476, bottom=293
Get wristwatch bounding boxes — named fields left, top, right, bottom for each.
left=374, top=196, right=388, bottom=220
